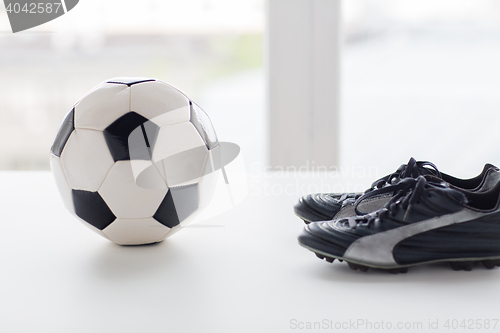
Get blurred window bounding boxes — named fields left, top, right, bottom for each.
left=0, top=0, right=264, bottom=169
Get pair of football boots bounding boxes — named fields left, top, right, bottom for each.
left=296, top=157, right=500, bottom=273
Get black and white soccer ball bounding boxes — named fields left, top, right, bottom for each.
left=50, top=77, right=220, bottom=245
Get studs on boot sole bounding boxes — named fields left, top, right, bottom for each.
left=313, top=252, right=500, bottom=273
left=316, top=252, right=335, bottom=263
left=347, top=262, right=369, bottom=272
left=387, top=267, right=408, bottom=274
left=481, top=259, right=500, bottom=269
left=449, top=261, right=474, bottom=271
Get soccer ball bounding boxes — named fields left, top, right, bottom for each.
left=50, top=77, right=220, bottom=245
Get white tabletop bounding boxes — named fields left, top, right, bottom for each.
left=1, top=172, right=499, bottom=333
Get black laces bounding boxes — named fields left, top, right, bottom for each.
left=365, top=157, right=441, bottom=193
left=337, top=157, right=442, bottom=206
left=345, top=176, right=467, bottom=229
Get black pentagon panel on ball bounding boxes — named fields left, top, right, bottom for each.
left=153, top=184, right=199, bottom=228
left=103, top=112, right=160, bottom=162
left=72, top=190, right=116, bottom=230
left=107, top=77, right=156, bottom=87
left=51, top=108, right=75, bottom=157
left=190, top=102, right=219, bottom=150
left=153, top=191, right=179, bottom=228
